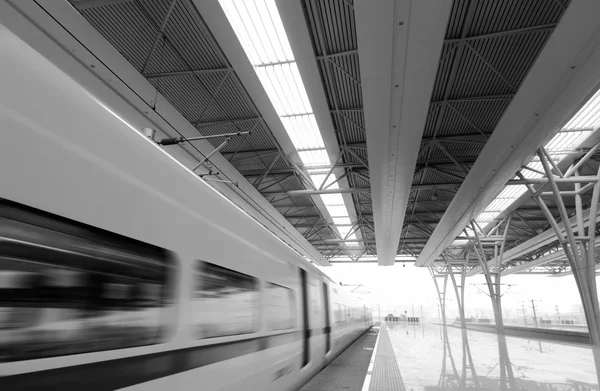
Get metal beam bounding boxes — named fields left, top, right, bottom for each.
left=236, top=157, right=479, bottom=177
left=312, top=236, right=468, bottom=244
left=431, top=94, right=513, bottom=104
left=316, top=49, right=358, bottom=60
left=444, top=23, right=558, bottom=44
left=501, top=247, right=571, bottom=276
left=145, top=68, right=231, bottom=79
left=356, top=0, right=452, bottom=265
left=70, top=0, right=134, bottom=10
left=221, top=135, right=487, bottom=160
left=416, top=1, right=600, bottom=266
left=263, top=182, right=463, bottom=197
left=468, top=207, right=600, bottom=276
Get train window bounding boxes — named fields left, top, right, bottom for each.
left=0, top=199, right=174, bottom=363
left=193, top=261, right=259, bottom=338
left=264, top=282, right=296, bottom=331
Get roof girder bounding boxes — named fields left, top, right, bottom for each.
left=416, top=0, right=600, bottom=266
left=356, top=0, right=452, bottom=265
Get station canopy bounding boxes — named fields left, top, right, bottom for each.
left=59, top=0, right=600, bottom=273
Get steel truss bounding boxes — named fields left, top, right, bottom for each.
left=519, top=144, right=600, bottom=345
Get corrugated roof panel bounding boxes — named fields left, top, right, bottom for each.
left=317, top=60, right=336, bottom=109
left=431, top=43, right=457, bottom=101
left=351, top=174, right=369, bottom=188
left=143, top=39, right=192, bottom=75
left=437, top=99, right=510, bottom=136
left=335, top=111, right=365, bottom=144
left=138, top=0, right=173, bottom=27
left=230, top=155, right=273, bottom=172
left=445, top=0, right=470, bottom=39
left=304, top=0, right=357, bottom=55
left=439, top=139, right=485, bottom=160
left=423, top=104, right=442, bottom=138
left=149, top=75, right=211, bottom=122
left=468, top=30, right=552, bottom=89
left=437, top=104, right=474, bottom=136
left=427, top=144, right=448, bottom=160
left=200, top=74, right=258, bottom=121
left=450, top=45, right=515, bottom=98
left=80, top=2, right=159, bottom=72
left=163, top=0, right=228, bottom=70
left=468, top=0, right=565, bottom=37
left=330, top=55, right=362, bottom=109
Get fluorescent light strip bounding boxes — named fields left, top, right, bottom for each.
left=463, top=89, right=600, bottom=241
left=220, top=0, right=359, bottom=249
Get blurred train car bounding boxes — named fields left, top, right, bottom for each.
left=0, top=22, right=371, bottom=390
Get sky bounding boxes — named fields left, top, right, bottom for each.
left=318, top=263, right=592, bottom=321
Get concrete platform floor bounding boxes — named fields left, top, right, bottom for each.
left=299, top=322, right=600, bottom=390
left=299, top=328, right=378, bottom=391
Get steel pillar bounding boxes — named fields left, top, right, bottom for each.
left=430, top=266, right=460, bottom=388
left=437, top=321, right=460, bottom=389
left=445, top=260, right=480, bottom=388
left=522, top=146, right=600, bottom=345
left=496, top=333, right=517, bottom=390
left=470, top=215, right=512, bottom=335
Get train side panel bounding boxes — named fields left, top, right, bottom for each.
left=0, top=24, right=370, bottom=390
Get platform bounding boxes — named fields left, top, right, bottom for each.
left=299, top=328, right=378, bottom=391
left=300, top=325, right=405, bottom=391
left=450, top=321, right=591, bottom=345
left=300, top=322, right=600, bottom=390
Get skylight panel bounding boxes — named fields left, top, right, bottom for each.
left=563, top=87, right=600, bottom=130
left=220, top=1, right=261, bottom=65
left=281, top=114, right=325, bottom=150
left=320, top=193, right=345, bottom=206
left=521, top=161, right=544, bottom=179
left=333, top=217, right=352, bottom=225
left=338, top=225, right=352, bottom=238
left=326, top=204, right=349, bottom=217
left=220, top=0, right=293, bottom=66
left=309, top=173, right=338, bottom=189
left=299, top=149, right=331, bottom=167
left=255, top=0, right=289, bottom=62
left=245, top=1, right=278, bottom=62
left=255, top=67, right=286, bottom=114
left=290, top=64, right=313, bottom=113
left=220, top=0, right=361, bottom=251
left=476, top=212, right=499, bottom=224
left=546, top=130, right=592, bottom=155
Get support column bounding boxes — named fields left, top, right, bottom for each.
left=446, top=259, right=479, bottom=388
left=470, top=215, right=512, bottom=335
left=496, top=333, right=517, bottom=390
left=429, top=266, right=459, bottom=387
left=522, top=146, right=600, bottom=345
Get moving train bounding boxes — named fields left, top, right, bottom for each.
left=0, top=24, right=372, bottom=390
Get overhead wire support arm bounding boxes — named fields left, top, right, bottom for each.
left=191, top=137, right=232, bottom=172
left=156, top=131, right=251, bottom=146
